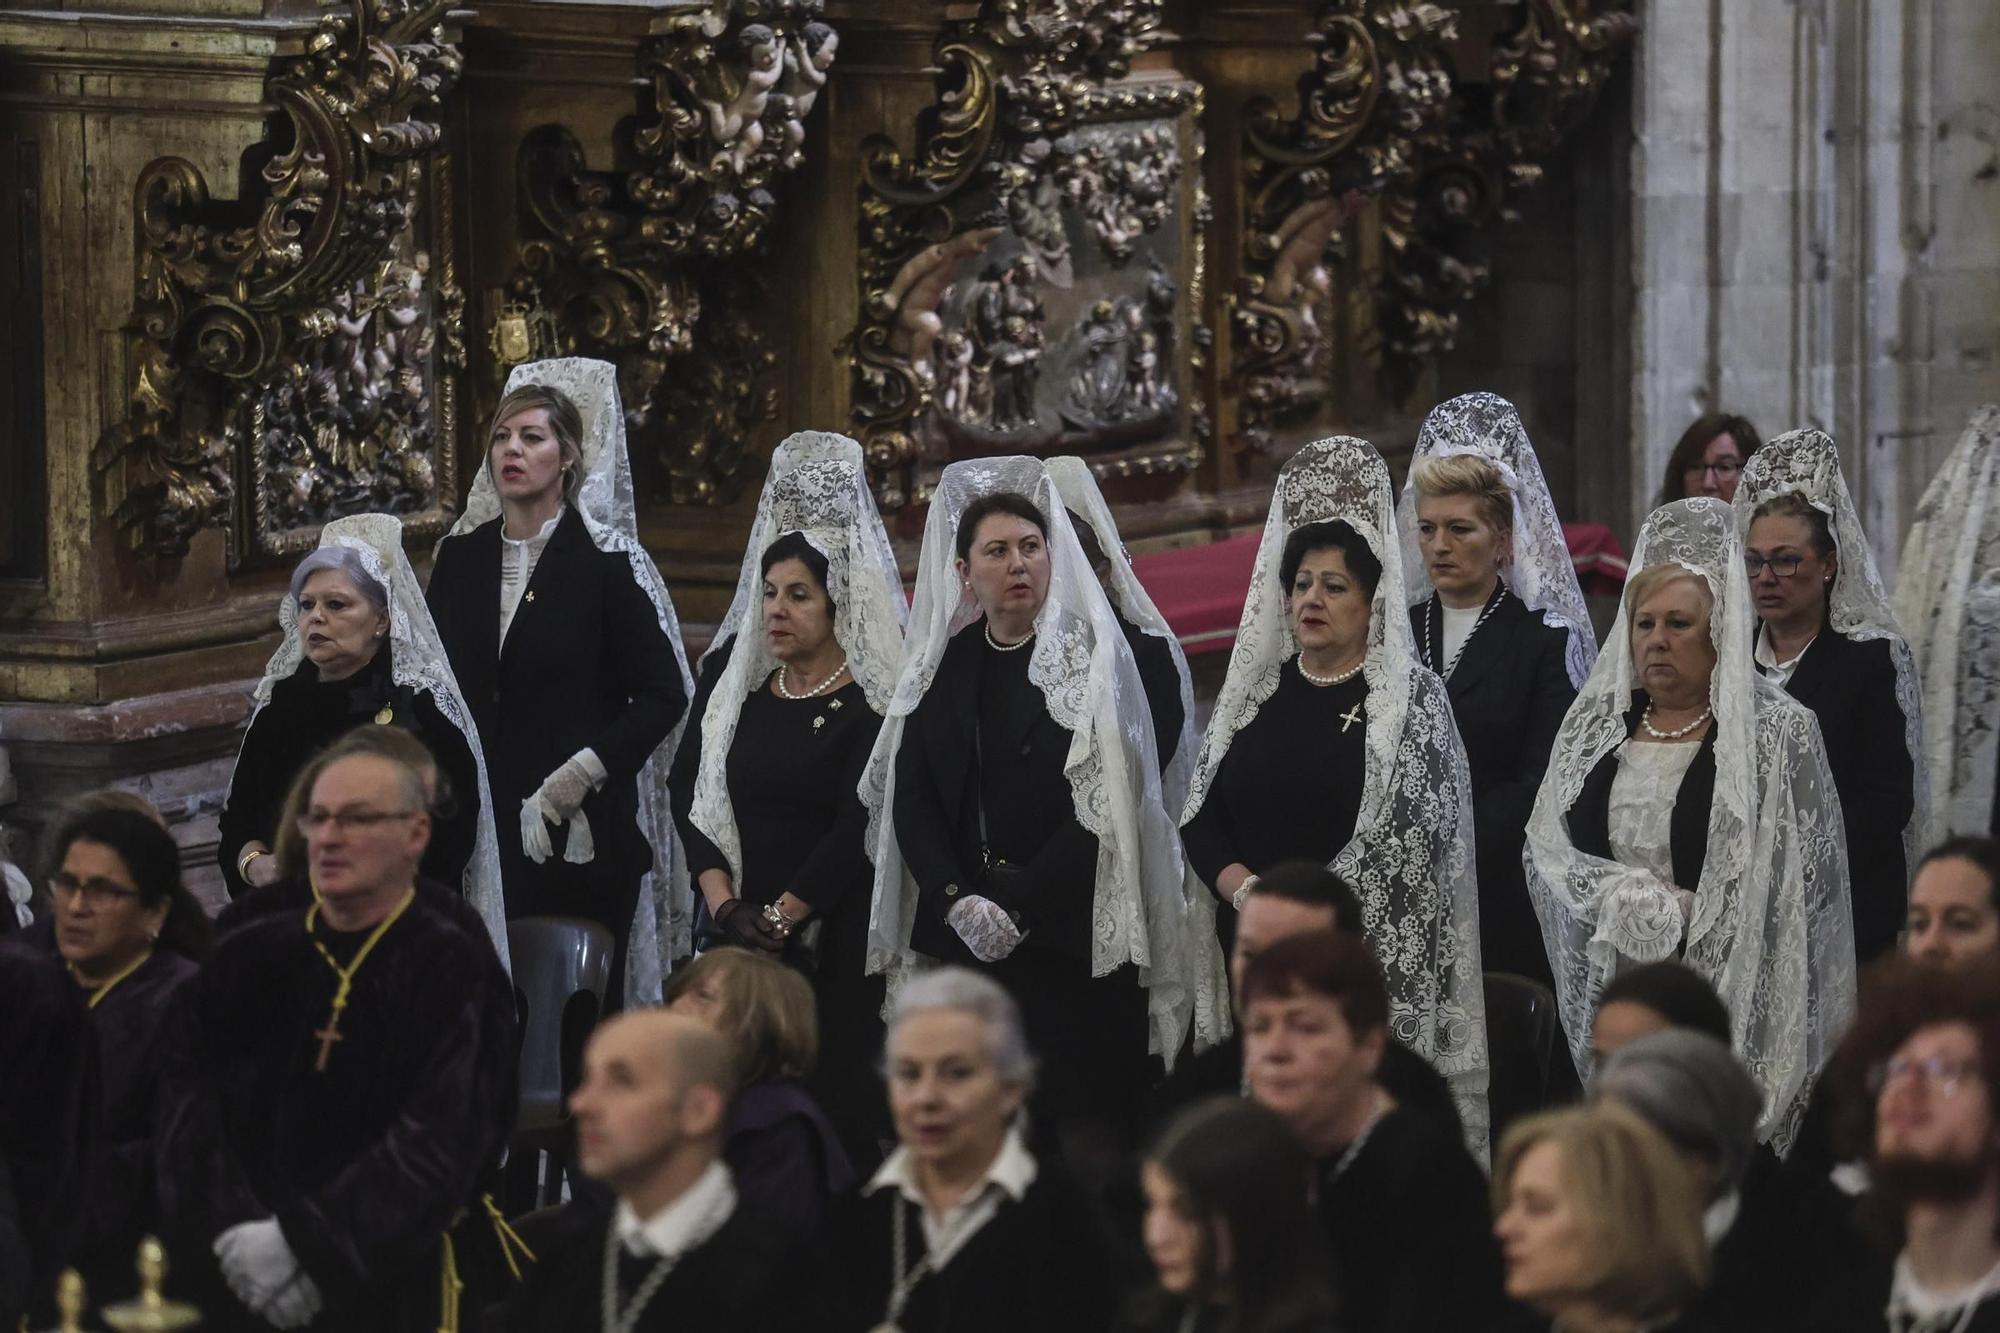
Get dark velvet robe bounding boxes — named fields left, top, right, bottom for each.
left=1697, top=1145, right=1888, bottom=1333
left=427, top=506, right=687, bottom=996
left=1411, top=591, right=1576, bottom=983
left=1565, top=692, right=1720, bottom=893
left=1770, top=629, right=1916, bottom=960
left=156, top=889, right=518, bottom=1332
left=891, top=622, right=1145, bottom=1125
left=670, top=636, right=888, bottom=1162
left=827, top=1160, right=1118, bottom=1333
left=0, top=938, right=96, bottom=1323
left=500, top=1197, right=807, bottom=1332
left=217, top=645, right=481, bottom=899
left=1315, top=1106, right=1516, bottom=1333
left=722, top=1080, right=854, bottom=1240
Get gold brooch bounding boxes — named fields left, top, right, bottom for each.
left=374, top=705, right=394, bottom=726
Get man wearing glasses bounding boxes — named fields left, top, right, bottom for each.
left=161, top=732, right=516, bottom=1332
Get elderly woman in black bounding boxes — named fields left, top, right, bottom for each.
left=428, top=359, right=691, bottom=1003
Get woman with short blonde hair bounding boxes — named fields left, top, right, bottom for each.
left=1494, top=1104, right=1710, bottom=1331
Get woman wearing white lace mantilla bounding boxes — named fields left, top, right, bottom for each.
left=1180, top=436, right=1491, bottom=1147
left=1735, top=428, right=1929, bottom=962
left=1396, top=392, right=1597, bottom=986
left=428, top=359, right=694, bottom=1007
left=219, top=515, right=506, bottom=961
left=669, top=431, right=906, bottom=1162
left=864, top=456, right=1200, bottom=1176
left=1897, top=405, right=2000, bottom=841
left=1525, top=497, right=1855, bottom=1147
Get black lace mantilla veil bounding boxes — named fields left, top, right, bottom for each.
left=862, top=455, right=1220, bottom=1064
left=1524, top=496, right=1856, bottom=1147
left=1183, top=437, right=1491, bottom=1148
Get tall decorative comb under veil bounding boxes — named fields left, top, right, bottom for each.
left=1523, top=497, right=1855, bottom=1147
left=444, top=357, right=696, bottom=1005
left=1397, top=392, right=1599, bottom=688
left=251, top=513, right=510, bottom=971
left=1896, top=405, right=2000, bottom=836
left=1184, top=437, right=1490, bottom=1146
left=691, top=432, right=908, bottom=886
left=861, top=456, right=1210, bottom=1061
left=1045, top=455, right=1228, bottom=1048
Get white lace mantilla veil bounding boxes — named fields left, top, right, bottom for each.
left=1181, top=436, right=1491, bottom=1147
left=1396, top=392, right=1600, bottom=688
left=1045, top=455, right=1229, bottom=1046
left=1523, top=496, right=1856, bottom=1148
left=690, top=432, right=909, bottom=886
left=248, top=513, right=510, bottom=972
left=1734, top=428, right=1934, bottom=857
left=1896, top=405, right=2000, bottom=836
left=440, top=357, right=696, bottom=1006
left=860, top=455, right=1211, bottom=1062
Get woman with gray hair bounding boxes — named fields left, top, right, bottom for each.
left=220, top=518, right=485, bottom=902
left=827, top=966, right=1116, bottom=1333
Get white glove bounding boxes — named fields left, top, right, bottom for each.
left=519, top=796, right=556, bottom=864
left=947, top=895, right=1024, bottom=963
left=536, top=755, right=598, bottom=821
left=563, top=807, right=595, bottom=865
left=216, top=1218, right=321, bottom=1327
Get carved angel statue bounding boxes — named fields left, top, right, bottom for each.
left=707, top=24, right=784, bottom=174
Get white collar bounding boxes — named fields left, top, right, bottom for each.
left=1753, top=623, right=1815, bottom=673
left=501, top=511, right=563, bottom=549
left=865, top=1122, right=1037, bottom=1207
left=1703, top=1190, right=1742, bottom=1245
left=612, top=1160, right=737, bottom=1260
left=1891, top=1250, right=2000, bottom=1322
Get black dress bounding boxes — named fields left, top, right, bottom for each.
left=1146, top=1029, right=1462, bottom=1145
left=1181, top=661, right=1369, bottom=948
left=671, top=636, right=887, bottom=1162
left=1769, top=629, right=1916, bottom=961
left=827, top=1161, right=1117, bottom=1333
left=155, top=890, right=518, bottom=1332
left=1411, top=590, right=1577, bottom=984
left=1315, top=1106, right=1515, bottom=1333
left=500, top=1198, right=808, bottom=1333
left=892, top=622, right=1147, bottom=1133
left=217, top=645, right=481, bottom=898
left=427, top=506, right=687, bottom=997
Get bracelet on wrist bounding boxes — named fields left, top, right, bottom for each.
left=761, top=901, right=795, bottom=937
left=238, top=849, right=266, bottom=880
left=1231, top=874, right=1260, bottom=912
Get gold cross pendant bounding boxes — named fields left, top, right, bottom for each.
left=313, top=1012, right=344, bottom=1072
left=1339, top=702, right=1365, bottom=734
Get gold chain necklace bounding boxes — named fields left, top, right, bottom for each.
left=305, top=889, right=416, bottom=1072
left=74, top=947, right=155, bottom=1010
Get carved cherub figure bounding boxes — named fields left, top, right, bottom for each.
left=708, top=25, right=783, bottom=174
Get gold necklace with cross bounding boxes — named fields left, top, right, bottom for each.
left=304, top=888, right=416, bottom=1072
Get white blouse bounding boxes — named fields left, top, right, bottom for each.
left=1606, top=738, right=1701, bottom=886
left=499, top=512, right=561, bottom=648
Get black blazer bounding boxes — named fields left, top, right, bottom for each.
left=1411, top=593, right=1578, bottom=979
left=1566, top=694, right=1718, bottom=892
left=1778, top=630, right=1913, bottom=960
left=892, top=624, right=1099, bottom=963
left=426, top=507, right=686, bottom=895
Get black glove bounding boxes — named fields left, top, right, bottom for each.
left=714, top=898, right=784, bottom=954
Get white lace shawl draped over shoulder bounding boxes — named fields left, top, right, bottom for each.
left=1896, top=405, right=2000, bottom=836
left=441, top=357, right=696, bottom=1006
left=1734, top=427, right=1933, bottom=855
left=251, top=513, right=510, bottom=972
left=1396, top=392, right=1600, bottom=688
left=860, top=456, right=1206, bottom=1063
left=1523, top=497, right=1856, bottom=1147
left=1045, top=455, right=1229, bottom=1049
left=691, top=432, right=909, bottom=887
left=1182, top=436, right=1491, bottom=1148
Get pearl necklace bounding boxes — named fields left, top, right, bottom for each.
left=984, top=624, right=1034, bottom=652
left=1640, top=701, right=1712, bottom=740
left=1297, top=654, right=1365, bottom=687
left=774, top=658, right=848, bottom=700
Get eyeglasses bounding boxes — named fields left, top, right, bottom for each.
left=1684, top=461, right=1742, bottom=479
left=1743, top=554, right=1808, bottom=578
left=1868, top=1054, right=1983, bottom=1097
left=49, top=872, right=143, bottom=908
left=296, top=807, right=421, bottom=836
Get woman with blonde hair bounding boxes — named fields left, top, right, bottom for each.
left=667, top=948, right=852, bottom=1233
left=1494, top=1103, right=1713, bottom=1332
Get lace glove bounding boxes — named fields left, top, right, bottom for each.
left=215, top=1219, right=321, bottom=1328
left=947, top=895, right=1024, bottom=963
left=714, top=898, right=784, bottom=954
left=519, top=796, right=556, bottom=865
left=536, top=754, right=599, bottom=821
left=1589, top=878, right=1686, bottom=968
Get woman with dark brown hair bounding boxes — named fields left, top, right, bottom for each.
left=1659, top=412, right=1762, bottom=505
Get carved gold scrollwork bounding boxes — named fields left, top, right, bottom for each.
left=93, top=1, right=464, bottom=559
left=508, top=0, right=834, bottom=505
